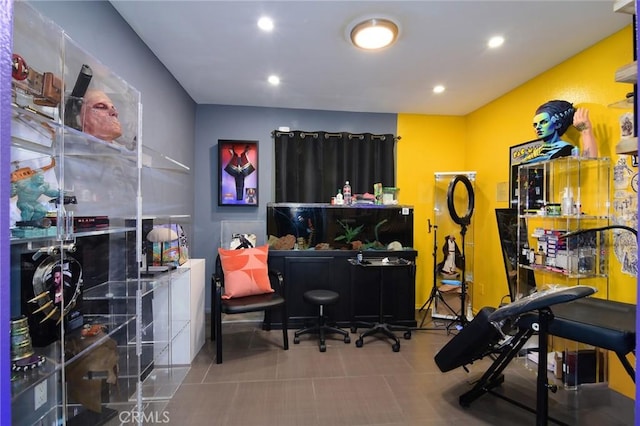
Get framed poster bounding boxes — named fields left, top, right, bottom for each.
left=218, top=140, right=258, bottom=206
left=509, top=139, right=544, bottom=208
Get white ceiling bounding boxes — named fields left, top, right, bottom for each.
left=110, top=1, right=632, bottom=116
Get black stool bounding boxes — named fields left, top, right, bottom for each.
left=293, top=289, right=351, bottom=352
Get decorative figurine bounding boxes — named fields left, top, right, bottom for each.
left=523, top=100, right=598, bottom=164
left=10, top=315, right=45, bottom=372
left=10, top=157, right=58, bottom=226
left=437, top=235, right=462, bottom=278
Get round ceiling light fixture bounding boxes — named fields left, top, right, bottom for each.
left=267, top=75, right=280, bottom=85
left=350, top=18, right=399, bottom=50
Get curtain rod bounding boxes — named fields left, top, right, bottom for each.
left=271, top=130, right=401, bottom=141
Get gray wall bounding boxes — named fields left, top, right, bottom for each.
left=194, top=105, right=397, bottom=310
left=31, top=0, right=196, bottom=218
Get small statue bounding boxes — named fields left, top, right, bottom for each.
left=11, top=171, right=58, bottom=223
left=524, top=100, right=598, bottom=164
left=437, top=235, right=462, bottom=278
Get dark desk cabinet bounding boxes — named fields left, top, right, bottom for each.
left=268, top=250, right=417, bottom=328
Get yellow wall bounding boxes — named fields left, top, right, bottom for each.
left=397, top=115, right=467, bottom=306
left=398, top=26, right=636, bottom=397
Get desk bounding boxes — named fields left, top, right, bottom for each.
left=348, top=258, right=413, bottom=352
left=267, top=250, right=417, bottom=328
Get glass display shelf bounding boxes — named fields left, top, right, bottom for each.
left=142, top=145, right=190, bottom=173
left=135, top=320, right=189, bottom=346
left=516, top=157, right=611, bottom=299
left=82, top=268, right=189, bottom=301
left=111, top=345, right=139, bottom=379
left=519, top=213, right=610, bottom=220
left=11, top=111, right=57, bottom=153
left=140, top=268, right=190, bottom=290
left=8, top=3, right=146, bottom=423
left=12, top=104, right=138, bottom=158
left=519, top=263, right=607, bottom=279
left=82, top=280, right=139, bottom=300
left=137, top=366, right=190, bottom=401
left=10, top=225, right=137, bottom=244
left=10, top=314, right=135, bottom=402
left=516, top=157, right=610, bottom=216
left=10, top=343, right=61, bottom=403
left=64, top=316, right=135, bottom=364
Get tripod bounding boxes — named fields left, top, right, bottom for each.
left=417, top=220, right=459, bottom=330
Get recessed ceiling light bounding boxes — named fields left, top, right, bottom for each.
left=433, top=85, right=445, bottom=94
left=350, top=18, right=399, bottom=50
left=258, top=16, right=274, bottom=32
left=268, top=75, right=280, bottom=85
left=488, top=36, right=504, bottom=49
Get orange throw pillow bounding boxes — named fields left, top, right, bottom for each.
left=218, top=245, right=274, bottom=299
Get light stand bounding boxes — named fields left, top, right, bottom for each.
left=456, top=224, right=468, bottom=328
left=417, top=220, right=458, bottom=330
left=445, top=174, right=475, bottom=329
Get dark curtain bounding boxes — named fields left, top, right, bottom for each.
left=274, top=130, right=396, bottom=203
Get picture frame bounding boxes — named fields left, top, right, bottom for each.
left=218, top=140, right=258, bottom=206
left=509, top=139, right=543, bottom=208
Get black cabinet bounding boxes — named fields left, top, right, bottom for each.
left=268, top=250, right=417, bottom=328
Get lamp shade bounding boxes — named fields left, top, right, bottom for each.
left=146, top=227, right=178, bottom=243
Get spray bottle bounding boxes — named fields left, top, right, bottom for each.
left=561, top=187, right=574, bottom=216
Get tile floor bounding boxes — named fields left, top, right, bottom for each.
left=163, top=313, right=634, bottom=426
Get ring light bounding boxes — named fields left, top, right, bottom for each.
left=447, top=174, right=475, bottom=227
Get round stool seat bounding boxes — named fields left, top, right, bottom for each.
left=303, top=289, right=339, bottom=306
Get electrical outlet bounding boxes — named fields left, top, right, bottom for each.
left=34, top=381, right=47, bottom=410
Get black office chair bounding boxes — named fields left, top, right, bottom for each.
left=210, top=255, right=288, bottom=364
left=293, top=289, right=350, bottom=352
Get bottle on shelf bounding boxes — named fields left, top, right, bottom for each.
left=535, top=246, right=546, bottom=266
left=561, top=187, right=574, bottom=216
left=343, top=181, right=352, bottom=205
left=521, top=242, right=530, bottom=265
left=335, top=189, right=344, bottom=205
